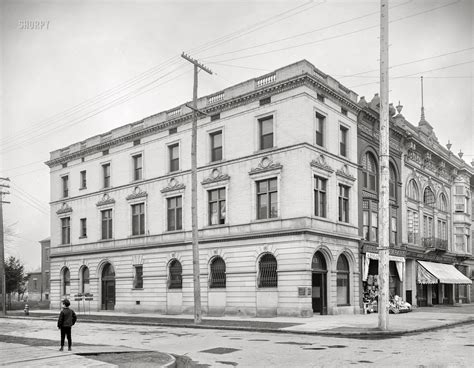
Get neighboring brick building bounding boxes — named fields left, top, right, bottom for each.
left=26, top=269, right=42, bottom=301
left=46, top=60, right=363, bottom=316
left=39, top=237, right=51, bottom=301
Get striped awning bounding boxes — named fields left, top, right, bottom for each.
left=417, top=261, right=472, bottom=285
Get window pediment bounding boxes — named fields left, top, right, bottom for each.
left=336, top=164, right=356, bottom=183
left=310, top=154, right=334, bottom=174
left=249, top=156, right=282, bottom=176
left=202, top=168, right=230, bottom=186
left=96, top=193, right=115, bottom=207
left=56, top=202, right=73, bottom=215
left=126, top=186, right=148, bottom=201
left=161, top=177, right=185, bottom=194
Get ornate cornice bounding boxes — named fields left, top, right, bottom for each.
left=56, top=202, right=73, bottom=215
left=96, top=193, right=115, bottom=207
left=126, top=186, right=148, bottom=201
left=201, top=168, right=230, bottom=185
left=46, top=73, right=360, bottom=167
left=161, top=178, right=185, bottom=193
left=249, top=157, right=282, bottom=176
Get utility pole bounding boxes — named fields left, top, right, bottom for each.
left=181, top=53, right=212, bottom=324
left=378, top=0, right=390, bottom=331
left=0, top=177, right=11, bottom=316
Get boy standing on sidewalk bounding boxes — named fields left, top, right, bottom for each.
left=57, top=299, right=77, bottom=351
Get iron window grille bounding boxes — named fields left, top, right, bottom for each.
left=167, top=196, right=183, bottom=231
left=62, top=268, right=70, bottom=296
left=338, top=185, right=350, bottom=223
left=257, top=178, right=278, bottom=220
left=168, top=259, right=182, bottom=289
left=210, top=131, right=223, bottom=162
left=209, top=188, right=226, bottom=225
left=133, top=154, right=143, bottom=181
left=169, top=144, right=179, bottom=172
left=62, top=176, right=69, bottom=198
left=336, top=255, right=350, bottom=306
left=101, top=209, right=113, bottom=240
left=102, top=163, right=111, bottom=188
left=315, top=112, right=325, bottom=147
left=81, top=267, right=90, bottom=294
left=314, top=176, right=327, bottom=217
left=209, top=257, right=226, bottom=288
left=61, top=217, right=70, bottom=244
left=132, top=203, right=145, bottom=235
left=258, top=254, right=278, bottom=288
left=259, top=116, right=274, bottom=150
left=133, top=265, right=143, bottom=289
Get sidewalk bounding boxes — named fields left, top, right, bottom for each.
left=4, top=304, right=474, bottom=337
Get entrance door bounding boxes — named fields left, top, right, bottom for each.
left=432, top=284, right=439, bottom=305
left=101, top=263, right=115, bottom=310
left=311, top=252, right=327, bottom=315
left=312, top=272, right=327, bottom=315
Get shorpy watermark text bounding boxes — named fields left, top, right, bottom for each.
left=18, top=20, right=50, bottom=30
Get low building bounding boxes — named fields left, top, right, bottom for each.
left=26, top=269, right=42, bottom=301
left=46, top=60, right=362, bottom=316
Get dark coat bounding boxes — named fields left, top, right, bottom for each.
left=57, top=307, right=77, bottom=328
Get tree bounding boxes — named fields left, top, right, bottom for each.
left=2, top=256, right=27, bottom=308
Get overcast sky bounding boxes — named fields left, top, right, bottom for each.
left=1, top=0, right=472, bottom=271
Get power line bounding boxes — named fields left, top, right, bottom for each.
left=11, top=193, right=49, bottom=216
left=9, top=183, right=49, bottom=210
left=203, top=1, right=460, bottom=64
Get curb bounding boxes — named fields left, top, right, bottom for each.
left=2, top=314, right=473, bottom=338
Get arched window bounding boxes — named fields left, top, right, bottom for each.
left=438, top=193, right=448, bottom=212
left=407, top=179, right=419, bottom=201
left=81, top=266, right=90, bottom=294
left=209, top=257, right=226, bottom=288
left=258, top=254, right=277, bottom=288
left=62, top=268, right=70, bottom=296
left=362, top=152, right=377, bottom=191
left=336, top=255, right=350, bottom=306
left=423, top=187, right=435, bottom=206
left=311, top=251, right=327, bottom=271
left=168, top=259, right=182, bottom=289
left=389, top=164, right=397, bottom=199
left=102, top=263, right=115, bottom=278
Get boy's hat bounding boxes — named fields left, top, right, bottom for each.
left=62, top=299, right=70, bottom=307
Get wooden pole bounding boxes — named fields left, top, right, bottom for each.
left=378, top=0, right=390, bottom=330
left=0, top=177, right=11, bottom=316
left=181, top=53, right=212, bottom=324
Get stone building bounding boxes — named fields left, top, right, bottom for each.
left=46, top=60, right=362, bottom=316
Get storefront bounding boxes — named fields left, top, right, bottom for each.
left=416, top=261, right=472, bottom=306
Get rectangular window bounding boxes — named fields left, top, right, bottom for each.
left=133, top=139, right=141, bottom=146
left=80, top=171, right=87, bottom=189
left=423, top=215, right=433, bottom=238
left=371, top=212, right=378, bottom=242
left=338, top=184, right=349, bottom=222
left=315, top=113, right=325, bottom=147
left=132, top=203, right=145, bottom=235
left=257, top=178, right=278, bottom=219
left=133, top=154, right=143, bottom=181
left=101, top=209, right=113, bottom=240
left=210, top=131, right=223, bottom=162
left=209, top=188, right=226, bottom=225
left=133, top=265, right=143, bottom=289
left=169, top=127, right=177, bottom=135
left=80, top=218, right=87, bottom=238
left=313, top=176, right=327, bottom=217
left=407, top=209, right=419, bottom=243
left=259, top=97, right=271, bottom=106
left=102, top=163, right=111, bottom=188
left=169, top=144, right=179, bottom=172
left=391, top=216, right=397, bottom=244
left=317, top=93, right=325, bottom=102
left=455, top=227, right=464, bottom=252
left=363, top=210, right=370, bottom=241
left=259, top=116, right=274, bottom=150
left=339, top=126, right=348, bottom=157
left=62, top=176, right=69, bottom=198
left=341, top=107, right=348, bottom=116
left=61, top=217, right=70, bottom=244
left=167, top=196, right=182, bottom=231
left=210, top=113, right=220, bottom=122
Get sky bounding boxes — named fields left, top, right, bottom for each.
left=1, top=0, right=473, bottom=271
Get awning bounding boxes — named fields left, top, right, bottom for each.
left=417, top=261, right=472, bottom=285
left=362, top=253, right=405, bottom=282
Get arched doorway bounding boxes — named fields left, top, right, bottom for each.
left=101, top=263, right=115, bottom=310
left=312, top=252, right=327, bottom=315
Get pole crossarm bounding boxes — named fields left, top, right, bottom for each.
left=181, top=53, right=213, bottom=75
left=185, top=103, right=210, bottom=117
